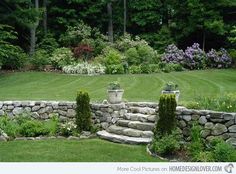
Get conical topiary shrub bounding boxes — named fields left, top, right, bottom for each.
left=75, top=90, right=92, bottom=132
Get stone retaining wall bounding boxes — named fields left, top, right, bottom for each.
left=0, top=101, right=235, bottom=146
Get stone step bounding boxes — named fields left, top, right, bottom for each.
left=125, top=113, right=156, bottom=123
left=116, top=119, right=155, bottom=131
left=107, top=125, right=153, bottom=138
left=97, top=130, right=152, bottom=144
left=126, top=102, right=158, bottom=108
left=127, top=106, right=156, bottom=115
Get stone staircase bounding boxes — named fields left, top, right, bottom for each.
left=97, top=102, right=157, bottom=144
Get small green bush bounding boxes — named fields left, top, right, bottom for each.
left=188, top=124, right=204, bottom=161
left=76, top=90, right=92, bottom=132
left=125, top=47, right=139, bottom=65
left=50, top=47, right=74, bottom=69
left=211, top=139, right=236, bottom=162
left=31, top=49, right=50, bottom=70
left=156, top=94, right=177, bottom=136
left=38, top=33, right=59, bottom=54
left=151, top=131, right=180, bottom=156
left=106, top=64, right=124, bottom=74
left=129, top=65, right=141, bottom=74
left=0, top=116, right=19, bottom=138
left=19, top=120, right=49, bottom=137
left=45, top=115, right=59, bottom=136
left=140, top=64, right=151, bottom=74
left=149, top=64, right=161, bottom=73
left=104, top=48, right=122, bottom=66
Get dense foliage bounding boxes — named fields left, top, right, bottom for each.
left=0, top=1, right=235, bottom=72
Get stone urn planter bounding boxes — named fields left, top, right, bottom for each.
left=107, top=81, right=124, bottom=104
left=161, top=82, right=180, bottom=102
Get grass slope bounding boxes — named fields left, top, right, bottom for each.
left=0, top=139, right=162, bottom=162
left=0, top=69, right=235, bottom=102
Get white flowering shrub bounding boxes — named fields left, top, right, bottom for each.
left=50, top=47, right=74, bottom=69
left=62, top=62, right=105, bottom=75
left=59, top=121, right=77, bottom=137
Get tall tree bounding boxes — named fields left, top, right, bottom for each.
left=107, top=1, right=113, bottom=42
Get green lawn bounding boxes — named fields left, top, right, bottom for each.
left=0, top=139, right=162, bottom=162
left=0, top=69, right=235, bottom=102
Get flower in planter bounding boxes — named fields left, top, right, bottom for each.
left=108, top=81, right=122, bottom=90
left=163, top=82, right=178, bottom=91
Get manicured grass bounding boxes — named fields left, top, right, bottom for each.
left=0, top=139, right=162, bottom=162
left=0, top=69, right=235, bottom=102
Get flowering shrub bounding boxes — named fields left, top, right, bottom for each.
left=50, top=47, right=74, bottom=69
left=207, top=48, right=232, bottom=68
left=184, top=43, right=207, bottom=69
left=185, top=43, right=206, bottom=69
left=73, top=43, right=93, bottom=61
left=59, top=121, right=77, bottom=137
left=62, top=62, right=105, bottom=75
left=162, top=44, right=185, bottom=65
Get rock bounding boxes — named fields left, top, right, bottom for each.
left=32, top=106, right=40, bottom=112
left=101, top=122, right=109, bottom=129
left=0, top=136, right=7, bottom=141
left=210, top=112, right=223, bottom=119
left=225, top=120, right=234, bottom=127
left=204, top=122, right=214, bottom=130
left=192, top=114, right=200, bottom=121
left=52, top=102, right=59, bottom=109
left=147, top=115, right=156, bottom=122
left=182, top=115, right=191, bottom=122
left=12, top=107, right=23, bottom=115
left=0, top=102, right=3, bottom=109
left=111, top=117, right=119, bottom=124
left=141, top=131, right=153, bottom=138
left=201, top=129, right=211, bottom=138
left=182, top=127, right=190, bottom=136
left=209, top=118, right=224, bottom=123
left=0, top=110, right=5, bottom=116
left=81, top=131, right=91, bottom=137
left=111, top=111, right=119, bottom=117
left=15, top=137, right=27, bottom=141
left=223, top=113, right=235, bottom=121
left=211, top=123, right=227, bottom=135
left=119, top=109, right=126, bottom=117
left=128, top=121, right=155, bottom=131
left=123, top=128, right=142, bottom=137
left=182, top=109, right=192, bottom=115
left=102, top=100, right=109, bottom=104
left=199, top=116, right=207, bottom=125
left=24, top=107, right=31, bottom=113
left=31, top=112, right=40, bottom=118
left=67, top=136, right=80, bottom=140
left=13, top=101, right=21, bottom=107
left=228, top=125, right=236, bottom=133
left=226, top=138, right=236, bottom=146
left=66, top=109, right=76, bottom=118
left=178, top=120, right=186, bottom=128
left=58, top=110, right=67, bottom=116
left=7, top=105, right=14, bottom=110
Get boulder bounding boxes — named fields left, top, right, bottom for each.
left=211, top=123, right=227, bottom=135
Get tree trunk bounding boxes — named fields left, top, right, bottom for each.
left=107, top=2, right=113, bottom=43
left=29, top=0, right=39, bottom=57
left=123, top=0, right=127, bottom=35
left=43, top=0, right=47, bottom=35
left=202, top=30, right=206, bottom=51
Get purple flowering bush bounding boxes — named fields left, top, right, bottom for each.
left=162, top=44, right=185, bottom=65
left=207, top=48, right=232, bottom=68
left=184, top=43, right=207, bottom=70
